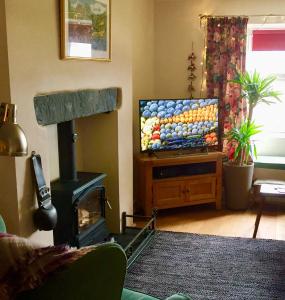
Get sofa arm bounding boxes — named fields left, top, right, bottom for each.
left=0, top=215, right=6, bottom=233
left=122, top=288, right=159, bottom=299
left=166, top=294, right=191, bottom=300
left=122, top=288, right=191, bottom=300
left=18, top=243, right=127, bottom=300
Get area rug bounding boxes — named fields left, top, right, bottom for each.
left=125, top=231, right=285, bottom=300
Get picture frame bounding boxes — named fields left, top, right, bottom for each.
left=60, top=0, right=111, bottom=61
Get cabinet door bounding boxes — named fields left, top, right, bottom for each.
left=184, top=176, right=216, bottom=203
left=153, top=180, right=185, bottom=209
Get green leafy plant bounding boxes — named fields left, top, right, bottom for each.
left=231, top=70, right=281, bottom=123
left=226, top=120, right=262, bottom=166
left=225, top=70, right=281, bottom=165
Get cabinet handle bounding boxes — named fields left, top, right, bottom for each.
left=182, top=189, right=191, bottom=194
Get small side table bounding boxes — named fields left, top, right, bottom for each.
left=253, top=182, right=285, bottom=238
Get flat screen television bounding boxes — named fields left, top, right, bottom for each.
left=139, top=98, right=221, bottom=153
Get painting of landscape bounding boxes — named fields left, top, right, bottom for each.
left=61, top=0, right=110, bottom=60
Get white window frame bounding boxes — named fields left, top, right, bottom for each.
left=246, top=24, right=285, bottom=157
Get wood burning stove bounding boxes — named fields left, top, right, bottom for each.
left=51, top=120, right=110, bottom=247
left=51, top=172, right=109, bottom=247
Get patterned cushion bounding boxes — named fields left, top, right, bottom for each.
left=0, top=233, right=95, bottom=299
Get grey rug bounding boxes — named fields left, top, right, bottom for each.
left=125, top=231, right=285, bottom=300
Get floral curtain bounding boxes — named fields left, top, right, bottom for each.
left=206, top=17, right=248, bottom=138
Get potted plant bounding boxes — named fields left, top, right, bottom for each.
left=223, top=120, right=261, bottom=209
left=223, top=70, right=281, bottom=210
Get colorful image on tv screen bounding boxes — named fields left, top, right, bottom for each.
left=140, top=98, right=219, bottom=152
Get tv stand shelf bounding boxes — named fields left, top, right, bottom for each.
left=136, top=152, right=223, bottom=215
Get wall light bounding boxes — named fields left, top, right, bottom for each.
left=0, top=103, right=28, bottom=156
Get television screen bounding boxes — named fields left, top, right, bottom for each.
left=139, top=98, right=220, bottom=152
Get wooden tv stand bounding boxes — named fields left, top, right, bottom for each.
left=136, top=152, right=223, bottom=215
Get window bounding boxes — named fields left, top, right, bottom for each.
left=246, top=24, right=285, bottom=156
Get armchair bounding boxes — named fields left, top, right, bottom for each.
left=0, top=216, right=190, bottom=300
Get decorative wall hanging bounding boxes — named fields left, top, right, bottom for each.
left=60, top=0, right=111, bottom=61
left=187, top=43, right=196, bottom=98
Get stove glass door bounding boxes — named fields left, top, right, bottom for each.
left=77, top=187, right=104, bottom=233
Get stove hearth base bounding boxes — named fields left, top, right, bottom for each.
left=113, top=211, right=156, bottom=267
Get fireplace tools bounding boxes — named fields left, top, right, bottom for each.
left=31, top=151, right=57, bottom=231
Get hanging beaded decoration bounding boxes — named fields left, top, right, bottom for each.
left=188, top=42, right=196, bottom=98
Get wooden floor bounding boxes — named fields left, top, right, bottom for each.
left=152, top=202, right=285, bottom=240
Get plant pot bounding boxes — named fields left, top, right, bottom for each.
left=223, top=162, right=254, bottom=210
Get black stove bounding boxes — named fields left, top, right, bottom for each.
left=51, top=120, right=109, bottom=247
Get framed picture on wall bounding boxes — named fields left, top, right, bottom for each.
left=60, top=0, right=111, bottom=61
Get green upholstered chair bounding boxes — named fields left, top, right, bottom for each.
left=0, top=214, right=6, bottom=233
left=18, top=242, right=190, bottom=300
left=0, top=216, right=190, bottom=300
left=18, top=242, right=127, bottom=300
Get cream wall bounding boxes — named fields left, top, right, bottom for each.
left=132, top=0, right=155, bottom=155
left=154, top=0, right=285, bottom=98
left=76, top=112, right=121, bottom=232
left=1, top=0, right=134, bottom=243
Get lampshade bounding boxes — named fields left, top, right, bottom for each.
left=0, top=103, right=28, bottom=156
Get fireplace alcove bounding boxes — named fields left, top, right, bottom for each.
left=34, top=88, right=121, bottom=247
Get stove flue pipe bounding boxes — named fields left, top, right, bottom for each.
left=57, top=120, right=78, bottom=181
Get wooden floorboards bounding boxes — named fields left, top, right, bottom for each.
left=153, top=203, right=285, bottom=240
